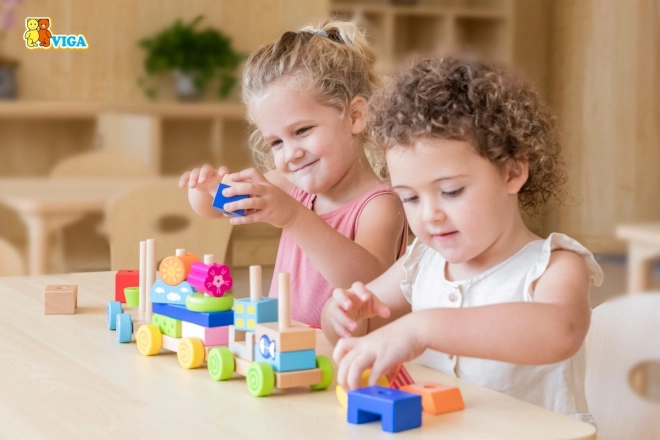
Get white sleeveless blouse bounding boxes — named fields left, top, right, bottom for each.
left=401, top=233, right=604, bottom=415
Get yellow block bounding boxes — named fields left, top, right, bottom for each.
left=336, top=369, right=389, bottom=408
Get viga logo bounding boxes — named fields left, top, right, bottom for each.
left=24, top=18, right=88, bottom=49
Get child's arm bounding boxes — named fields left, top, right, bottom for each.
left=224, top=168, right=406, bottom=289
left=321, top=256, right=412, bottom=346
left=334, top=250, right=592, bottom=390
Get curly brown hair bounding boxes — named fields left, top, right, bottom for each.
left=369, top=57, right=566, bottom=215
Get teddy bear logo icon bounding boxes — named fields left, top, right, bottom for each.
left=24, top=17, right=51, bottom=48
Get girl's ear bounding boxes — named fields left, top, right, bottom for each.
left=348, top=96, right=368, bottom=135
left=505, top=159, right=529, bottom=194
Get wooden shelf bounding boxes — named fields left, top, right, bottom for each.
left=331, top=0, right=513, bottom=72
left=333, top=3, right=508, bottom=18
left=0, top=101, right=245, bottom=120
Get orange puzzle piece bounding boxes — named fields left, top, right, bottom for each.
left=400, top=382, right=465, bottom=415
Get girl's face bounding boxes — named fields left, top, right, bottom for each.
left=388, top=138, right=525, bottom=265
left=248, top=83, right=365, bottom=195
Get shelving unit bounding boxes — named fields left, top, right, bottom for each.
left=330, top=0, right=513, bottom=72
left=0, top=101, right=251, bottom=177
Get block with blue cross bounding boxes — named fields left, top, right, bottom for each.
left=347, top=386, right=423, bottom=433
left=233, top=297, right=278, bottom=331
left=212, top=183, right=249, bottom=217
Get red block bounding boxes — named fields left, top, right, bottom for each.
left=115, top=270, right=139, bottom=303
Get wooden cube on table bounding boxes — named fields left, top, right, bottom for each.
left=44, top=285, right=78, bottom=315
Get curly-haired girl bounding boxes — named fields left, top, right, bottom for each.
left=323, top=57, right=604, bottom=416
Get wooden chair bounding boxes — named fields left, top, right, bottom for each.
left=49, top=150, right=156, bottom=272
left=106, top=179, right=233, bottom=271
left=586, top=293, right=660, bottom=440
left=0, top=237, right=26, bottom=276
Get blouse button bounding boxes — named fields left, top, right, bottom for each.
left=448, top=355, right=454, bottom=360
left=449, top=293, right=457, bottom=302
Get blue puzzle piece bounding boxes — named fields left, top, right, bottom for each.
left=347, top=386, right=422, bottom=433
left=152, top=303, right=233, bottom=328
left=150, top=279, right=196, bottom=305
left=253, top=339, right=316, bottom=372
left=212, top=183, right=248, bottom=217
left=233, top=297, right=278, bottom=331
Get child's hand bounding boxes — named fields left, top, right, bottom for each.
left=333, top=315, right=425, bottom=391
left=179, top=165, right=228, bottom=195
left=220, top=168, right=301, bottom=228
left=327, top=282, right=391, bottom=338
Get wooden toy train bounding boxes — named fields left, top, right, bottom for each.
left=106, top=238, right=333, bottom=397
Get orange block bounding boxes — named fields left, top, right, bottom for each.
left=400, top=382, right=464, bottom=415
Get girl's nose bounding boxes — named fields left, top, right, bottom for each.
left=421, top=200, right=446, bottom=224
left=284, top=143, right=304, bottom=164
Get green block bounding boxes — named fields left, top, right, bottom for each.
left=152, top=313, right=181, bottom=337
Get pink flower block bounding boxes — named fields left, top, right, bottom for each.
left=188, top=262, right=233, bottom=297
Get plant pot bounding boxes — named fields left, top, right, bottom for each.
left=0, top=68, right=17, bottom=100
left=172, top=69, right=202, bottom=101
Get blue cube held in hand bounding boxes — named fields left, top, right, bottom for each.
left=212, top=183, right=248, bottom=217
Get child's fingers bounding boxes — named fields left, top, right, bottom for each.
left=346, top=353, right=373, bottom=390
left=335, top=340, right=359, bottom=389
left=229, top=167, right=268, bottom=184
left=350, top=282, right=390, bottom=319
left=222, top=182, right=260, bottom=198
left=368, top=359, right=391, bottom=387
left=198, top=164, right=215, bottom=183
left=187, top=168, right=201, bottom=188
left=369, top=296, right=391, bottom=319
left=351, top=282, right=373, bottom=302
left=329, top=303, right=358, bottom=337
left=217, top=166, right=229, bottom=180
left=224, top=196, right=261, bottom=214
left=179, top=171, right=191, bottom=188
left=333, top=336, right=356, bottom=366
left=228, top=211, right=262, bottom=226
left=332, top=288, right=356, bottom=312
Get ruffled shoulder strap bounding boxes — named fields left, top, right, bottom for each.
left=524, top=233, right=604, bottom=300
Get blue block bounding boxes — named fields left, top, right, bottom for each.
left=152, top=303, right=233, bottom=328
left=212, top=183, right=248, bottom=217
left=150, top=279, right=195, bottom=305
left=233, top=297, right=278, bottom=331
left=253, top=338, right=316, bottom=372
left=347, top=386, right=422, bottom=433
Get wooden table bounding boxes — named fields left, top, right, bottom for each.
left=0, top=272, right=597, bottom=439
left=0, top=178, right=160, bottom=275
left=616, top=223, right=660, bottom=292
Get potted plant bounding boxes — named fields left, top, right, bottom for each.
left=0, top=0, right=22, bottom=100
left=138, top=15, right=243, bottom=101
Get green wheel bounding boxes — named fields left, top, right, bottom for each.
left=246, top=362, right=275, bottom=397
left=208, top=347, right=235, bottom=381
left=310, top=355, right=334, bottom=391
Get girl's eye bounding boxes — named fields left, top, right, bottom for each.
left=296, top=126, right=312, bottom=135
left=401, top=195, right=418, bottom=204
left=443, top=188, right=463, bottom=198
left=270, top=139, right=282, bottom=148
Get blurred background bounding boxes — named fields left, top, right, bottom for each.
left=0, top=0, right=658, bottom=428
left=0, top=0, right=658, bottom=292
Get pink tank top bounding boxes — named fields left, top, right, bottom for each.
left=268, top=183, right=408, bottom=326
